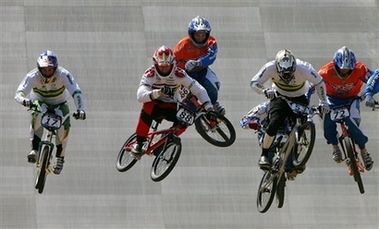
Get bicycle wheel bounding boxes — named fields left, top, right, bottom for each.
left=116, top=134, right=138, bottom=172
left=276, top=174, right=286, bottom=208
left=343, top=137, right=365, bottom=194
left=257, top=171, right=277, bottom=213
left=150, top=137, right=182, bottom=182
left=35, top=145, right=49, bottom=194
left=292, top=122, right=315, bottom=167
left=195, top=112, right=236, bottom=147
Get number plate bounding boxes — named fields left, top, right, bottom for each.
left=41, top=113, right=62, bottom=130
left=289, top=102, right=309, bottom=114
left=330, top=107, right=349, bottom=121
left=176, top=107, right=195, bottom=126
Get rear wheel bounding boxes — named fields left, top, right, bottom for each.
left=195, top=111, right=236, bottom=147
left=116, top=134, right=138, bottom=172
left=344, top=137, right=364, bottom=194
left=292, top=122, right=315, bottom=167
left=151, top=137, right=181, bottom=182
left=35, top=145, right=50, bottom=194
left=257, top=171, right=277, bottom=213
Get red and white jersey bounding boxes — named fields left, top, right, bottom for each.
left=137, top=65, right=212, bottom=109
left=15, top=66, right=85, bottom=110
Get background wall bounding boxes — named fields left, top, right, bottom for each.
left=1, top=1, right=378, bottom=228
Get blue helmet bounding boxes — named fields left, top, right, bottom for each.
left=333, top=46, right=356, bottom=79
left=188, top=16, right=211, bottom=48
left=37, top=50, right=58, bottom=78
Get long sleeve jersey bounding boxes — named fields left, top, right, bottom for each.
left=15, top=66, right=85, bottom=110
left=173, top=36, right=217, bottom=80
left=250, top=59, right=327, bottom=102
left=318, top=61, right=372, bottom=99
left=137, top=65, right=213, bottom=110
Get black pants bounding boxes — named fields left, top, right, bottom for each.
left=265, top=95, right=308, bottom=136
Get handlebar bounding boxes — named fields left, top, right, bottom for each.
left=27, top=102, right=83, bottom=119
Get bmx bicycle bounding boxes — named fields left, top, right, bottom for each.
left=329, top=98, right=376, bottom=194
left=30, top=103, right=81, bottom=194
left=256, top=96, right=319, bottom=213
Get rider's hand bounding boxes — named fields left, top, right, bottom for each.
left=22, top=99, right=32, bottom=108
left=185, top=60, right=201, bottom=72
left=365, top=94, right=376, bottom=108
left=319, top=101, right=330, bottom=114
left=40, top=103, right=48, bottom=114
left=75, top=110, right=86, bottom=120
left=160, top=86, right=173, bottom=96
left=263, top=89, right=276, bottom=99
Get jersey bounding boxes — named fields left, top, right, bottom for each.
left=15, top=66, right=85, bottom=110
left=173, top=36, right=217, bottom=73
left=318, top=61, right=371, bottom=99
left=251, top=59, right=325, bottom=99
left=137, top=65, right=213, bottom=110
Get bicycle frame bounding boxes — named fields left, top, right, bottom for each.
left=329, top=100, right=366, bottom=194
left=338, top=122, right=365, bottom=173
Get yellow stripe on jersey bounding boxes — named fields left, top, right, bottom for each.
left=273, top=79, right=305, bottom=92
left=33, top=86, right=66, bottom=98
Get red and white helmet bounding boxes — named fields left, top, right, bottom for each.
left=152, top=45, right=176, bottom=77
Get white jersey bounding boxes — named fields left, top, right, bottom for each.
left=15, top=66, right=85, bottom=110
left=251, top=59, right=324, bottom=98
left=137, top=65, right=213, bottom=110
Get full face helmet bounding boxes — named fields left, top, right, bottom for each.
left=275, top=49, right=297, bottom=84
left=333, top=46, right=356, bottom=79
left=188, top=16, right=211, bottom=48
left=152, top=45, right=176, bottom=77
left=37, top=50, right=58, bottom=78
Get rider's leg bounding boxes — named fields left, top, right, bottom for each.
left=53, top=104, right=70, bottom=174
left=323, top=113, right=342, bottom=163
left=204, top=69, right=226, bottom=115
left=345, top=102, right=373, bottom=170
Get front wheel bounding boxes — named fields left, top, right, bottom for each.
left=343, top=137, right=365, bottom=194
left=35, top=145, right=50, bottom=194
left=150, top=137, right=182, bottom=182
left=292, top=122, right=315, bottom=167
left=116, top=134, right=138, bottom=172
left=195, top=111, right=236, bottom=147
left=257, top=171, right=277, bottom=213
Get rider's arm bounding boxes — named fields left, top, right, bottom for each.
left=250, top=63, right=273, bottom=94
left=62, top=69, right=86, bottom=111
left=137, top=67, right=162, bottom=103
left=180, top=71, right=213, bottom=111
left=197, top=42, right=217, bottom=68
left=364, top=68, right=379, bottom=96
left=14, top=73, right=34, bottom=106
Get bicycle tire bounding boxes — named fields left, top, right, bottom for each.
left=150, top=137, right=182, bottom=182
left=292, top=122, right=316, bottom=167
left=194, top=112, right=236, bottom=147
left=343, top=137, right=365, bottom=194
left=276, top=174, right=286, bottom=208
left=116, top=134, right=138, bottom=172
left=257, top=171, right=277, bottom=213
left=35, top=145, right=49, bottom=194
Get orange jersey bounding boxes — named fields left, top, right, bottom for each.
left=173, top=36, right=217, bottom=71
left=318, top=61, right=371, bottom=98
